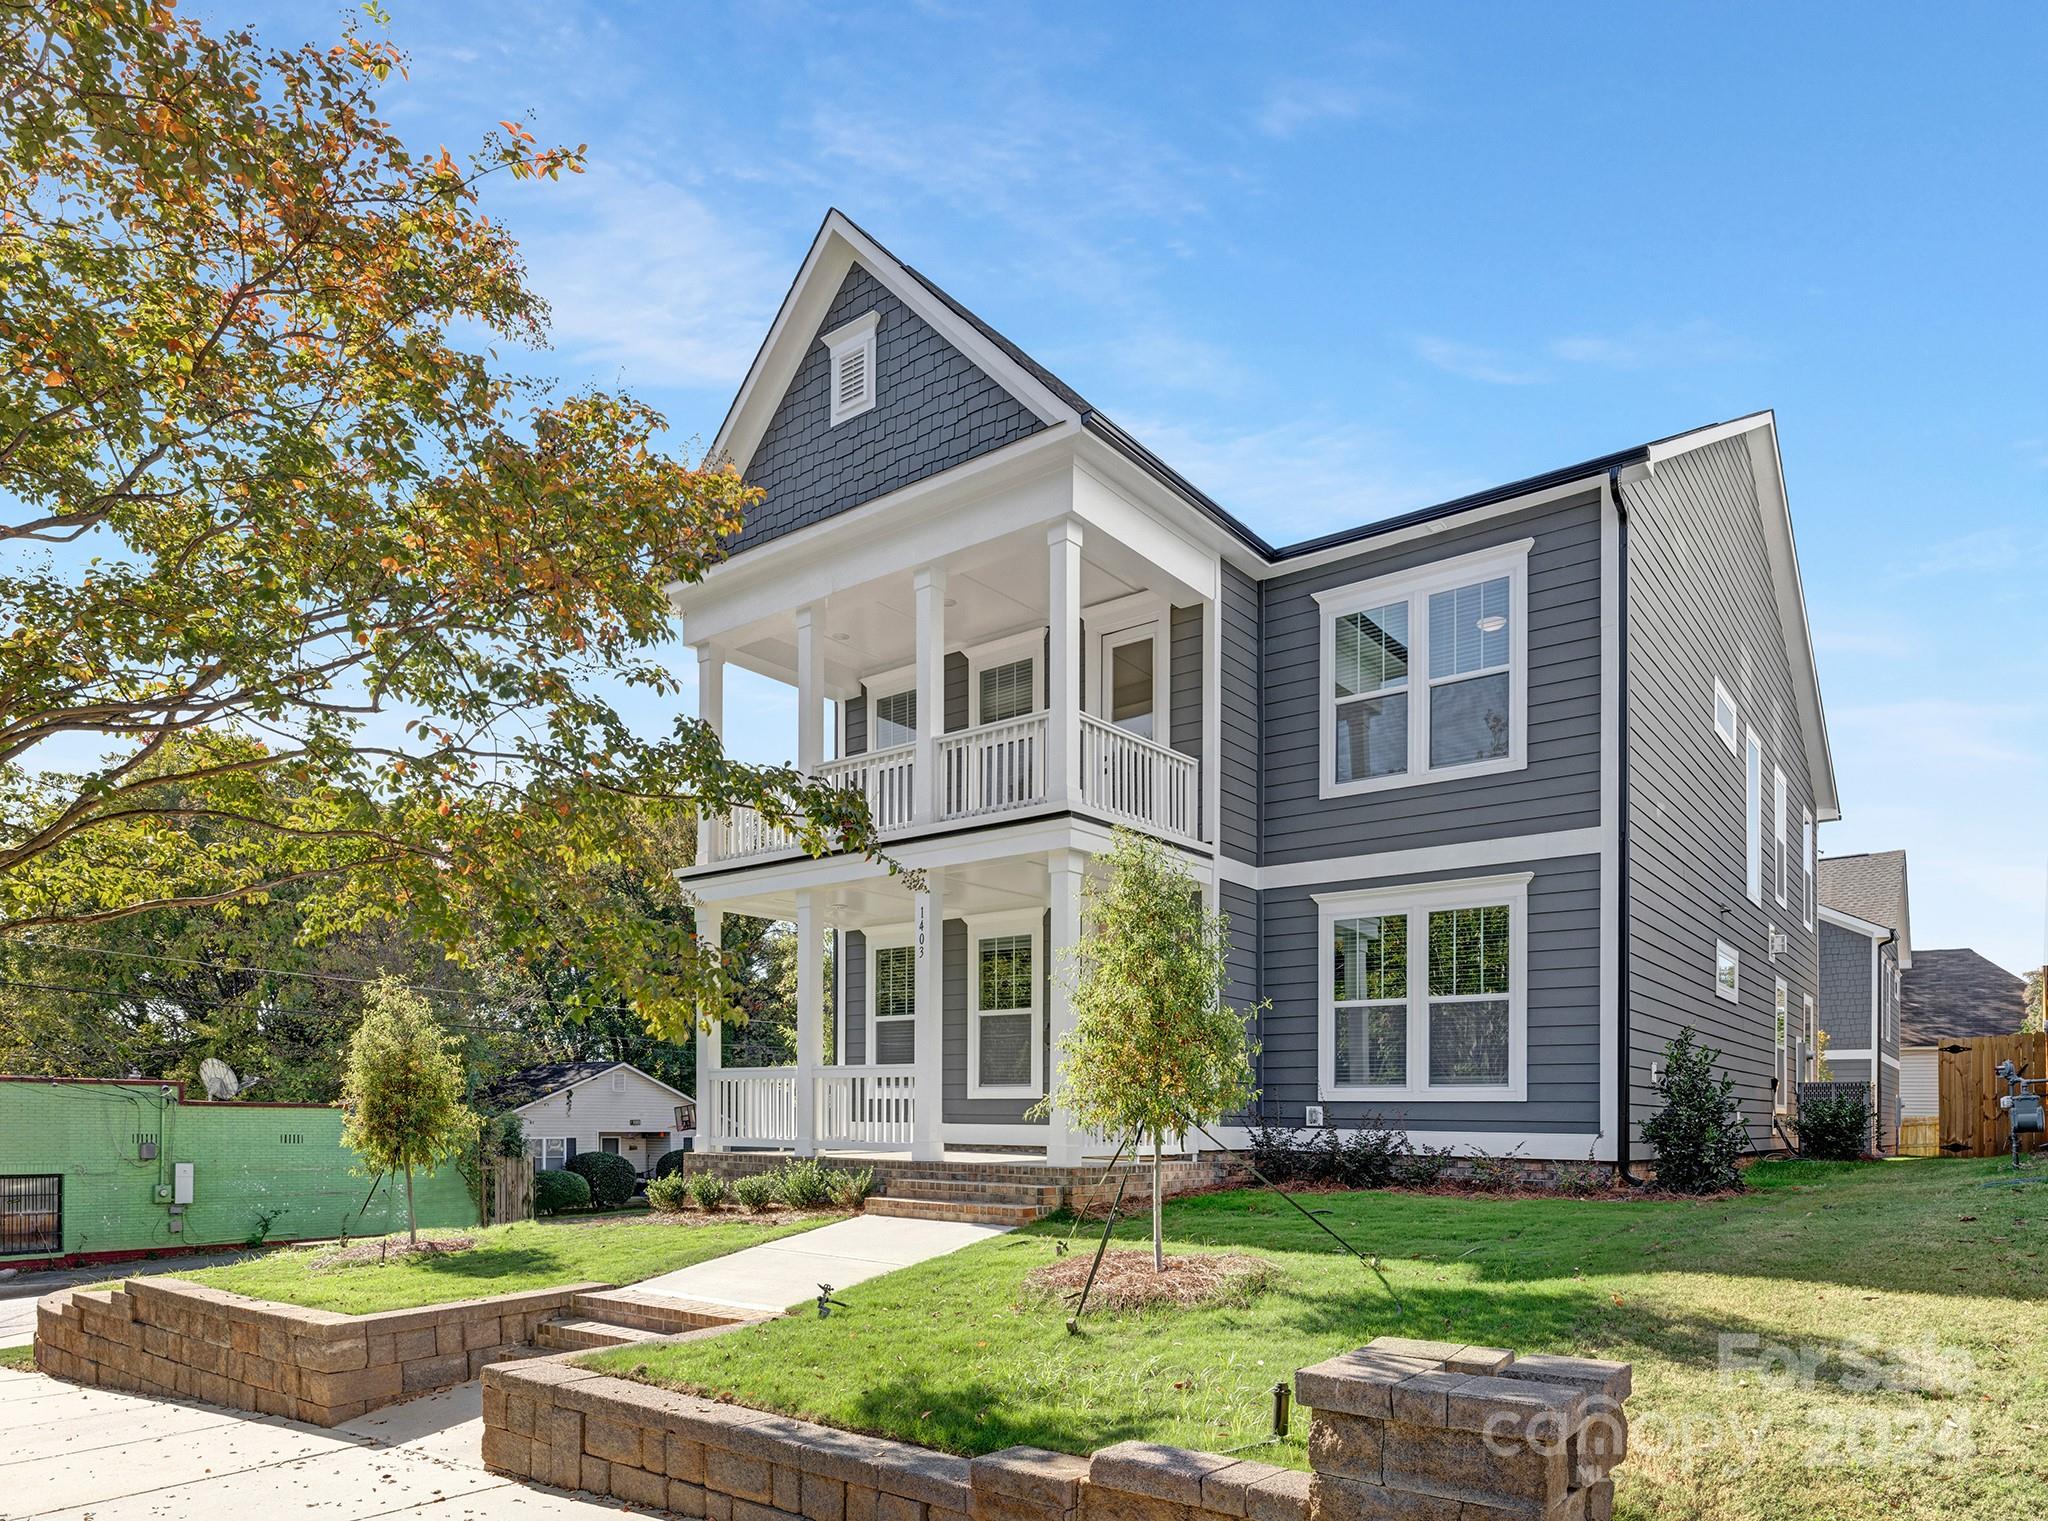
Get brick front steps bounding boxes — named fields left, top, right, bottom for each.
left=482, top=1335, right=1631, bottom=1521
left=536, top=1290, right=770, bottom=1350
left=864, top=1197, right=1050, bottom=1227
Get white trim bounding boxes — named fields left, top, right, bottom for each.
left=1715, top=940, right=1740, bottom=1004
left=1801, top=810, right=1816, bottom=931
left=1818, top=904, right=1891, bottom=940
left=963, top=629, right=1046, bottom=727
left=938, top=1122, right=1052, bottom=1147
left=1200, top=1124, right=1605, bottom=1158
left=1090, top=612, right=1171, bottom=743
left=527, top=1136, right=572, bottom=1170
left=1596, top=483, right=1620, bottom=1159
left=965, top=909, right=1044, bottom=1100
left=863, top=925, right=917, bottom=1068
left=1743, top=728, right=1764, bottom=906
left=1317, top=539, right=1533, bottom=799
left=863, top=666, right=919, bottom=752
left=1880, top=1052, right=1901, bottom=1070
left=1315, top=873, right=1532, bottom=1104
left=1713, top=679, right=1739, bottom=753
left=507, top=1061, right=693, bottom=1111
left=823, top=310, right=879, bottom=427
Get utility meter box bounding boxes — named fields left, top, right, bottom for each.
left=172, top=1162, right=194, bottom=1206
left=153, top=1183, right=172, bottom=1203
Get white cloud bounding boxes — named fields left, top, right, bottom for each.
left=1254, top=81, right=1367, bottom=139
left=1547, top=320, right=1764, bottom=370
left=1412, top=336, right=1544, bottom=386
left=1895, top=526, right=2048, bottom=580
left=1830, top=698, right=2039, bottom=770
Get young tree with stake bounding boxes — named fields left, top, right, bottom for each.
left=340, top=977, right=474, bottom=1245
left=1037, top=830, right=1260, bottom=1270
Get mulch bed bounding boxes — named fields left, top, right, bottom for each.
left=322, top=1234, right=477, bottom=1267
left=1022, top=1248, right=1273, bottom=1312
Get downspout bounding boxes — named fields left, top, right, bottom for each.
left=1609, top=467, right=1639, bottom=1184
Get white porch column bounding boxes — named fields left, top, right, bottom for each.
left=795, top=891, right=822, bottom=1156
left=796, top=605, right=824, bottom=775
left=1043, top=848, right=1086, bottom=1166
left=912, top=869, right=946, bottom=1161
left=1047, top=520, right=1084, bottom=807
left=694, top=906, right=724, bottom=1153
left=695, top=647, right=725, bottom=864
left=913, top=566, right=947, bottom=824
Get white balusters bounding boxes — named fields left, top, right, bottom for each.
left=813, top=1068, right=917, bottom=1149
left=1079, top=713, right=1198, bottom=837
left=710, top=1068, right=799, bottom=1146
left=936, top=714, right=1047, bottom=820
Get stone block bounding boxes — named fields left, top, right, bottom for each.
left=295, top=1333, right=369, bottom=1374
left=1090, top=1443, right=1239, bottom=1507
left=300, top=1360, right=403, bottom=1409
left=1500, top=1356, right=1631, bottom=1405
left=1305, top=1413, right=1381, bottom=1484
left=670, top=1434, right=710, bottom=1483
left=1306, top=1472, right=1459, bottom=1521
left=505, top=1393, right=538, bottom=1438
left=804, top=1472, right=849, bottom=1521
left=972, top=1446, right=1090, bottom=1511
left=401, top=1351, right=471, bottom=1393
left=670, top=1479, right=711, bottom=1517
left=867, top=1443, right=972, bottom=1510
left=1295, top=1353, right=1438, bottom=1420
left=776, top=1463, right=803, bottom=1513
left=709, top=1447, right=779, bottom=1505
left=1567, top=1405, right=1627, bottom=1483
left=393, top=1327, right=438, bottom=1361
left=793, top=1426, right=897, bottom=1486
left=464, top=1315, right=504, bottom=1351
left=968, top=1490, right=1068, bottom=1521
left=1376, top=1420, right=1565, bottom=1518
left=586, top=1414, right=646, bottom=1468
left=367, top=1331, right=399, bottom=1365
left=613, top=1460, right=670, bottom=1509
left=482, top=1427, right=534, bottom=1476
left=930, top=1508, right=968, bottom=1521
left=582, top=1456, right=612, bottom=1494
left=1242, top=1467, right=1310, bottom=1521
left=1440, top=1376, right=1584, bottom=1444
left=707, top=1490, right=736, bottom=1521
left=1386, top=1371, right=1467, bottom=1428
left=876, top=1495, right=926, bottom=1521
left=848, top=1483, right=880, bottom=1521
left=141, top=1325, right=172, bottom=1358
left=1583, top=1478, right=1615, bottom=1521
left=540, top=1406, right=586, bottom=1490
left=1077, top=1485, right=1190, bottom=1521
left=435, top=1320, right=466, bottom=1358
left=1200, top=1459, right=1289, bottom=1518
left=734, top=1502, right=804, bottom=1521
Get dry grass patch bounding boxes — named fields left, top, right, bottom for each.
left=1022, top=1247, right=1272, bottom=1311
left=322, top=1233, right=477, bottom=1267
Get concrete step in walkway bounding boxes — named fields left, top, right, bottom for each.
left=864, top=1196, right=1050, bottom=1227
left=535, top=1317, right=667, bottom=1351
left=883, top=1177, right=1063, bottom=1208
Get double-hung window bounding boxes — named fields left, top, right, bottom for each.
left=527, top=1137, right=570, bottom=1170
left=1774, top=978, right=1791, bottom=1112
left=1744, top=730, right=1764, bottom=906
left=1318, top=874, right=1529, bottom=1101
left=869, top=686, right=917, bottom=752
left=866, top=932, right=916, bottom=1065
left=1317, top=540, right=1531, bottom=798
left=1715, top=940, right=1740, bottom=1003
left=967, top=914, right=1041, bottom=1097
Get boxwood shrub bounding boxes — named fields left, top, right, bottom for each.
left=533, top=1168, right=591, bottom=1216
left=567, top=1150, right=637, bottom=1209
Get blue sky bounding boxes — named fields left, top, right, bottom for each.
left=220, top=1, right=2048, bottom=973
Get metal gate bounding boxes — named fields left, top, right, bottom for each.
left=0, top=1174, right=62, bottom=1255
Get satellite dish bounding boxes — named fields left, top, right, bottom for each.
left=198, top=1058, right=240, bottom=1100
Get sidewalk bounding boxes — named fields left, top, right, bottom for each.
left=630, top=1211, right=1009, bottom=1314
left=0, top=1251, right=254, bottom=1349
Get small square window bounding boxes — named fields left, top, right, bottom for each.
left=822, top=311, right=878, bottom=426
left=871, top=687, right=916, bottom=751
left=979, top=658, right=1036, bottom=725
left=1713, top=680, right=1739, bottom=753
left=1715, top=940, right=1740, bottom=1003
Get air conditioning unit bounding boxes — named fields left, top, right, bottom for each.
left=1304, top=1104, right=1326, bottom=1128
left=1768, top=928, right=1789, bottom=959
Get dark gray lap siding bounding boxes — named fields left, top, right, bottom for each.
left=1258, top=495, right=1604, bottom=866
left=736, top=263, right=1045, bottom=552
left=1252, top=854, right=1603, bottom=1135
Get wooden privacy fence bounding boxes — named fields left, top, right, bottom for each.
left=1937, top=1033, right=2048, bottom=1158
left=489, top=1154, right=534, bottom=1223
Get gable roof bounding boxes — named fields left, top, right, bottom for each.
left=478, top=1061, right=691, bottom=1113
left=702, top=211, right=1839, bottom=820
left=1901, top=948, right=2027, bottom=1045
left=1819, top=851, right=1912, bottom=966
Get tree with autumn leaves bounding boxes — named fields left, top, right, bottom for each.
left=0, top=3, right=874, bottom=1040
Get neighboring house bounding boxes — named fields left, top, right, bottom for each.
left=672, top=210, right=1838, bottom=1173
left=1899, top=947, right=2029, bottom=1124
left=1817, top=850, right=1908, bottom=1152
left=481, top=1062, right=696, bottom=1178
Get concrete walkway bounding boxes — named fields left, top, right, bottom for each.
left=630, top=1212, right=1008, bottom=1315
left=0, top=1251, right=255, bottom=1349
left=0, top=1365, right=639, bottom=1517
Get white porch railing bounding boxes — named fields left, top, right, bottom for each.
left=817, top=743, right=918, bottom=832
left=938, top=714, right=1047, bottom=820
left=1080, top=712, right=1199, bottom=838
left=718, top=808, right=802, bottom=860
left=814, top=1067, right=917, bottom=1150
left=709, top=1067, right=799, bottom=1146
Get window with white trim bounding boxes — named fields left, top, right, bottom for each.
left=527, top=1137, right=570, bottom=1170
left=1801, top=811, right=1815, bottom=930
left=1317, top=541, right=1531, bottom=797
left=1713, top=679, right=1739, bottom=753
left=1773, top=766, right=1789, bottom=907
left=823, top=311, right=878, bottom=426
left=866, top=934, right=915, bottom=1066
left=968, top=916, right=1040, bottom=1097
left=1318, top=874, right=1529, bottom=1101
left=870, top=686, right=916, bottom=751
left=1715, top=940, right=1740, bottom=1003
left=980, top=658, right=1036, bottom=725
left=1744, top=730, right=1764, bottom=906
left=1774, top=978, right=1791, bottom=1112
left=1803, top=994, right=1817, bottom=1080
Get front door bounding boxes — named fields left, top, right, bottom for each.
left=1097, top=624, right=1160, bottom=740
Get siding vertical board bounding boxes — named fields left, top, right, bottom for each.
left=737, top=264, right=1045, bottom=552
left=1624, top=436, right=1818, bottom=1152
left=1258, top=495, right=1604, bottom=865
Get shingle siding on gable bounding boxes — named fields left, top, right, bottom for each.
left=1624, top=435, right=1818, bottom=1153
left=736, top=264, right=1046, bottom=552
left=1817, top=921, right=1871, bottom=1051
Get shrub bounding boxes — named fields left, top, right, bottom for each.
left=1333, top=1119, right=1410, bottom=1189
left=534, top=1168, right=591, bottom=1216
left=566, top=1150, right=637, bottom=1209
left=1640, top=1027, right=1746, bottom=1194
left=771, top=1157, right=835, bottom=1210
left=732, top=1172, right=779, bottom=1212
left=684, top=1172, right=729, bottom=1212
left=645, top=1173, right=691, bottom=1213
left=1798, top=1092, right=1872, bottom=1160
left=653, top=1148, right=690, bottom=1181
left=1464, top=1145, right=1525, bottom=1193
left=491, top=1112, right=527, bottom=1160
left=829, top=1166, right=876, bottom=1210
left=1394, top=1143, right=1456, bottom=1188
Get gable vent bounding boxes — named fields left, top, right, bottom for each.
left=822, top=310, right=879, bottom=426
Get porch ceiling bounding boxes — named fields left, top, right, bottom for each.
left=695, top=849, right=1062, bottom=929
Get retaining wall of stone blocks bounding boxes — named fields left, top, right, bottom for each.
left=35, top=1274, right=605, bottom=1426
left=480, top=1335, right=1630, bottom=1521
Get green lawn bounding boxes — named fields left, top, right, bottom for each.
left=0, top=1344, right=34, bottom=1371
left=587, top=1160, right=2048, bottom=1521
left=175, top=1212, right=838, bottom=1314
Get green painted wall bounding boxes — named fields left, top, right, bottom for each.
left=0, top=1080, right=475, bottom=1261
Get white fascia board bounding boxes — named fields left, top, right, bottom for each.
left=1211, top=825, right=1606, bottom=893
left=1070, top=458, right=1218, bottom=600
left=1819, top=904, right=1892, bottom=940
left=710, top=212, right=1081, bottom=476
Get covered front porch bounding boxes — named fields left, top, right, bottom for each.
left=691, top=843, right=1104, bottom=1165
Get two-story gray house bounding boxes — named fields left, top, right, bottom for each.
left=673, top=211, right=1838, bottom=1181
